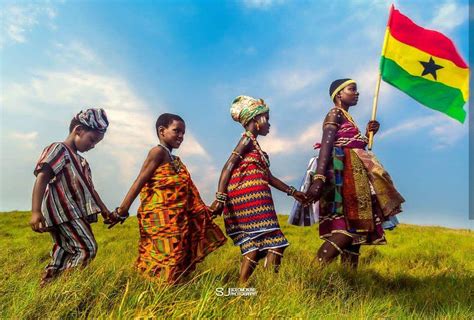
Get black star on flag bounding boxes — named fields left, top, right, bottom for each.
left=419, top=57, right=444, bottom=80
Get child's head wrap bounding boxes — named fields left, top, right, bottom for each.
left=74, top=108, right=109, bottom=133
left=230, top=95, right=269, bottom=126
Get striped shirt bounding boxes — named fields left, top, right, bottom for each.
left=34, top=142, right=101, bottom=227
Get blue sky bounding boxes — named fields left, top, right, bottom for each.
left=0, top=0, right=471, bottom=229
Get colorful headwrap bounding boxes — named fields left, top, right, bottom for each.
left=329, top=78, right=356, bottom=101
left=230, top=95, right=269, bottom=126
left=74, top=108, right=109, bottom=133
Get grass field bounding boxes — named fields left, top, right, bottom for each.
left=1, top=211, right=473, bottom=319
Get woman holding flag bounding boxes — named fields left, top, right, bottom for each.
left=305, top=78, right=405, bottom=269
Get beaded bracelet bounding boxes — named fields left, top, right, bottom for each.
left=312, top=174, right=326, bottom=183
left=231, top=151, right=243, bottom=160
left=286, top=186, right=297, bottom=196
left=215, top=192, right=228, bottom=204
left=110, top=207, right=129, bottom=221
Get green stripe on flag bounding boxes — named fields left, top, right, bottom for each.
left=380, top=57, right=466, bottom=123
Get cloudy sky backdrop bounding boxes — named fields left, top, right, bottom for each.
left=0, top=0, right=471, bottom=229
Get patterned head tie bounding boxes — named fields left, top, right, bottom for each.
left=329, top=78, right=356, bottom=101
left=230, top=95, right=269, bottom=126
left=74, top=108, right=109, bottom=133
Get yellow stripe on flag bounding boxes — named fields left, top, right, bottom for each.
left=382, top=29, right=469, bottom=101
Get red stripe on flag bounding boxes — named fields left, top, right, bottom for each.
left=388, top=6, right=468, bottom=68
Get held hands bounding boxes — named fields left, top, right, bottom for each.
left=292, top=191, right=307, bottom=203
left=29, top=211, right=47, bottom=233
left=366, top=120, right=380, bottom=136
left=106, top=207, right=130, bottom=229
left=102, top=209, right=113, bottom=225
left=304, top=180, right=324, bottom=205
left=209, top=200, right=224, bottom=218
left=286, top=186, right=308, bottom=204
left=209, top=191, right=228, bottom=219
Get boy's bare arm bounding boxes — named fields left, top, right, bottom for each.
left=117, top=147, right=164, bottom=215
left=90, top=188, right=111, bottom=220
left=30, top=166, right=53, bottom=233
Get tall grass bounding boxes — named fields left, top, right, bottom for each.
left=1, top=211, right=473, bottom=319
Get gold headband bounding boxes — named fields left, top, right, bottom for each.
left=330, top=80, right=356, bottom=101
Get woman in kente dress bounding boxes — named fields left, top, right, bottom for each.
left=112, top=113, right=226, bottom=283
left=210, top=96, right=306, bottom=283
left=305, top=79, right=405, bottom=269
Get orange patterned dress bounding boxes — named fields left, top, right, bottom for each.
left=136, top=157, right=226, bottom=283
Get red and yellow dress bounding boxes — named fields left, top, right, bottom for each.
left=136, top=157, right=226, bottom=283
left=224, top=133, right=289, bottom=255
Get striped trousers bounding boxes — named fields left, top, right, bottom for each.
left=43, top=218, right=97, bottom=280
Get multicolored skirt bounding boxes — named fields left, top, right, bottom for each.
left=319, top=147, right=404, bottom=245
left=224, top=152, right=289, bottom=255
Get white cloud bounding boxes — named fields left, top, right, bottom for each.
left=378, top=114, right=467, bottom=149
left=2, top=69, right=214, bottom=182
left=179, top=133, right=209, bottom=158
left=259, top=121, right=322, bottom=154
left=51, top=41, right=99, bottom=65
left=429, top=117, right=468, bottom=149
left=7, top=131, right=39, bottom=150
left=378, top=115, right=439, bottom=139
left=242, top=0, right=285, bottom=9
left=1, top=43, right=216, bottom=210
left=0, top=3, right=58, bottom=48
left=429, top=1, right=469, bottom=33
left=269, top=68, right=326, bottom=95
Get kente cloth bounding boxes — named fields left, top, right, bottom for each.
left=136, top=158, right=226, bottom=283
left=351, top=148, right=404, bottom=218
left=223, top=141, right=289, bottom=255
left=318, top=117, right=404, bottom=245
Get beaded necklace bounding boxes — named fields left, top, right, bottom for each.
left=244, top=131, right=270, bottom=168
left=158, top=143, right=181, bottom=173
left=337, top=107, right=358, bottom=128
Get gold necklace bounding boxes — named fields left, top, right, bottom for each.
left=244, top=131, right=270, bottom=168
left=337, top=107, right=357, bottom=128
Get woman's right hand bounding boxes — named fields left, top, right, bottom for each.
left=209, top=200, right=224, bottom=218
left=29, top=211, right=46, bottom=233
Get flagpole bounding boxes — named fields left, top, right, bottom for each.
left=368, top=73, right=381, bottom=150
left=368, top=4, right=394, bottom=151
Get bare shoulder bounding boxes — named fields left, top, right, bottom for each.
left=147, top=146, right=166, bottom=164
left=235, top=135, right=252, bottom=152
left=324, top=108, right=344, bottom=126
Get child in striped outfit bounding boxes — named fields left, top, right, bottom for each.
left=30, top=108, right=111, bottom=287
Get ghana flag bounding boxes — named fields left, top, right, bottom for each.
left=380, top=5, right=469, bottom=123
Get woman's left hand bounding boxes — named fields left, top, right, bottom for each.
left=366, top=120, right=380, bottom=136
